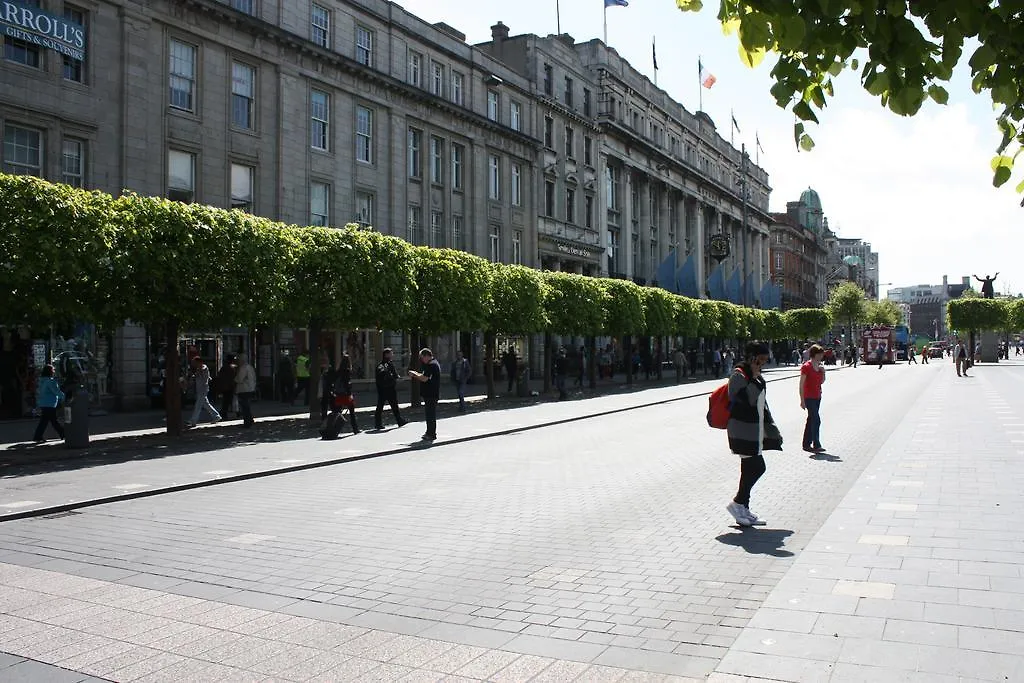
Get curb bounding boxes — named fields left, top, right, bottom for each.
left=0, top=370, right=809, bottom=524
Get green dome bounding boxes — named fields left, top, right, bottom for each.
left=800, top=187, right=822, bottom=210
left=798, top=187, right=824, bottom=232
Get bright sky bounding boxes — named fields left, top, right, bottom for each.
left=399, top=0, right=1022, bottom=296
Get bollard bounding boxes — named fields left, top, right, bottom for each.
left=64, top=385, right=90, bottom=449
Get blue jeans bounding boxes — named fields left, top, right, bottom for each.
left=457, top=380, right=467, bottom=411
left=802, top=398, right=821, bottom=448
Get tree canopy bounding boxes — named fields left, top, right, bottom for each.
left=947, top=297, right=1009, bottom=333
left=678, top=0, right=1024, bottom=197
left=783, top=307, right=833, bottom=340
left=865, top=299, right=903, bottom=327
left=827, top=281, right=868, bottom=329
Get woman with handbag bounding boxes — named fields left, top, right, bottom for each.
left=725, top=341, right=783, bottom=527
left=332, top=354, right=359, bottom=434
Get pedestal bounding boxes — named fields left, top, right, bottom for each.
left=981, top=330, right=1000, bottom=363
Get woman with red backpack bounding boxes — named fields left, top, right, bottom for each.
left=725, top=341, right=783, bottom=527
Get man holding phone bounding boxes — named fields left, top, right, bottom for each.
left=408, top=348, right=441, bottom=441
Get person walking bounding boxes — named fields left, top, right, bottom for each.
left=502, top=347, right=517, bottom=393
left=921, top=345, right=929, bottom=364
left=277, top=351, right=295, bottom=403
left=553, top=347, right=568, bottom=400
left=674, top=347, right=685, bottom=384
left=725, top=342, right=783, bottom=527
left=235, top=353, right=257, bottom=427
left=575, top=346, right=586, bottom=387
left=215, top=356, right=237, bottom=418
left=374, top=348, right=405, bottom=430
left=186, top=356, right=221, bottom=428
left=32, top=364, right=65, bottom=443
left=409, top=348, right=441, bottom=441
left=799, top=344, right=826, bottom=453
left=332, top=354, right=359, bottom=434
left=451, top=349, right=470, bottom=412
left=954, top=339, right=969, bottom=377
left=319, top=353, right=336, bottom=421
left=294, top=349, right=311, bottom=405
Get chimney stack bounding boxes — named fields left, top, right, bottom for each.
left=490, top=22, right=509, bottom=58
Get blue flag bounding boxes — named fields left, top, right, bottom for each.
left=605, top=0, right=628, bottom=6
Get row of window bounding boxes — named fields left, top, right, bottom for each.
left=542, top=117, right=594, bottom=165
left=164, top=146, right=523, bottom=263
left=543, top=181, right=595, bottom=230
left=3, top=1, right=87, bottom=83
left=541, top=62, right=593, bottom=118
left=2, top=124, right=85, bottom=187
left=404, top=207, right=523, bottom=264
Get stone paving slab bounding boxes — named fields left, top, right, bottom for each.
left=0, top=363, right=933, bottom=680
left=0, top=562, right=700, bottom=682
left=712, top=362, right=1024, bottom=681
left=0, top=370, right=807, bottom=520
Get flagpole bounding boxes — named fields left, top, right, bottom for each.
left=603, top=5, right=608, bottom=43
left=652, top=36, right=657, bottom=86
left=698, top=57, right=703, bottom=113
left=556, top=0, right=561, bottom=34
left=730, top=108, right=734, bottom=146
left=755, top=132, right=760, bottom=166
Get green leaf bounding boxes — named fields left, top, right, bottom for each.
left=928, top=84, right=949, bottom=104
left=993, top=165, right=1012, bottom=187
left=793, top=100, right=819, bottom=123
left=799, top=133, right=816, bottom=151
left=676, top=0, right=703, bottom=11
left=739, top=43, right=767, bottom=68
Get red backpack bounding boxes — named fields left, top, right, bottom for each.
left=707, top=368, right=747, bottom=429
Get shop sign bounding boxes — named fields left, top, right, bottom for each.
left=1, top=0, right=86, bottom=62
left=556, top=243, right=595, bottom=259
left=541, top=236, right=598, bottom=260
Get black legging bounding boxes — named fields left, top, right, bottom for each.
left=734, top=454, right=766, bottom=507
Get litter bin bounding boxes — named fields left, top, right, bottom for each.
left=64, top=385, right=90, bottom=449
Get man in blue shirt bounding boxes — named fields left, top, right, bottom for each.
left=408, top=348, right=441, bottom=441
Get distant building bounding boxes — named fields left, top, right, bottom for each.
left=835, top=238, right=880, bottom=299
left=886, top=276, right=970, bottom=339
left=769, top=188, right=833, bottom=309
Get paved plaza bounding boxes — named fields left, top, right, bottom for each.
left=0, top=360, right=1021, bottom=681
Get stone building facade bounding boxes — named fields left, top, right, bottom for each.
left=769, top=189, right=832, bottom=310
left=1, top=0, right=539, bottom=410
left=1, top=0, right=774, bottom=414
left=477, top=24, right=773, bottom=301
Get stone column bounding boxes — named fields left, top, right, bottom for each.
left=623, top=170, right=635, bottom=279
left=637, top=175, right=650, bottom=281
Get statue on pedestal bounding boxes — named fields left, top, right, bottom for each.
left=974, top=273, right=999, bottom=299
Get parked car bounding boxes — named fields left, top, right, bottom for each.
left=928, top=343, right=946, bottom=359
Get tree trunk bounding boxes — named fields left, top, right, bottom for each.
left=587, top=335, right=597, bottom=390
left=164, top=318, right=183, bottom=436
left=409, top=330, right=421, bottom=407
left=543, top=332, right=553, bottom=394
left=969, top=330, right=976, bottom=367
left=485, top=331, right=496, bottom=399
left=624, top=334, right=633, bottom=386
left=307, top=318, right=323, bottom=423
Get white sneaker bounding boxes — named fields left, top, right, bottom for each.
left=726, top=502, right=753, bottom=527
left=744, top=507, right=767, bottom=526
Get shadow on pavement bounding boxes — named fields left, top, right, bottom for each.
left=809, top=452, right=843, bottom=462
left=0, top=368, right=806, bottom=477
left=716, top=529, right=795, bottom=557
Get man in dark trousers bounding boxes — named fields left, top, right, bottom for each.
left=409, top=348, right=441, bottom=441
left=374, top=348, right=405, bottom=430
left=502, top=347, right=517, bottom=393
